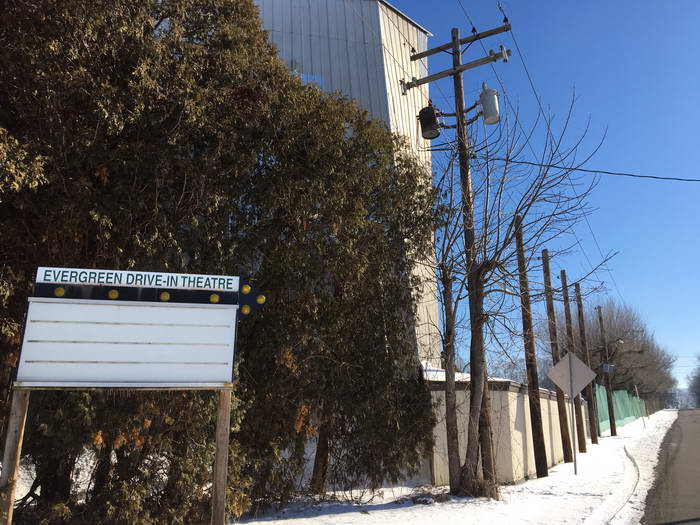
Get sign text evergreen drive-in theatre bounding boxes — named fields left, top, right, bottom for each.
left=38, top=267, right=238, bottom=291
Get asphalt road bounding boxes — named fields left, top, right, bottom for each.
left=643, top=409, right=700, bottom=525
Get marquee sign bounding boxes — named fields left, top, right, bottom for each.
left=14, top=267, right=265, bottom=390
left=4, top=268, right=267, bottom=524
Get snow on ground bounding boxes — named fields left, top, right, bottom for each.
left=237, top=410, right=677, bottom=525
left=594, top=409, right=677, bottom=525
left=419, top=361, right=511, bottom=383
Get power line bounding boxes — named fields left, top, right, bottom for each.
left=452, top=2, right=632, bottom=312
left=457, top=1, right=625, bottom=304
left=453, top=2, right=601, bottom=281
left=455, top=0, right=478, bottom=32
left=493, top=3, right=628, bottom=304
left=447, top=8, right=611, bottom=313
left=484, top=158, right=700, bottom=183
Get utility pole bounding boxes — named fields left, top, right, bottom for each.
left=450, top=26, right=495, bottom=495
left=560, top=270, right=587, bottom=453
left=596, top=306, right=617, bottom=436
left=541, top=249, right=573, bottom=462
left=405, top=23, right=510, bottom=497
left=515, top=217, right=548, bottom=477
left=574, top=283, right=599, bottom=444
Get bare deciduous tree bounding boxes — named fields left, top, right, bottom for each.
left=427, top=96, right=599, bottom=497
left=588, top=300, right=677, bottom=404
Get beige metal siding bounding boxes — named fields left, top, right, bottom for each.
left=377, top=3, right=439, bottom=367
left=377, top=3, right=431, bottom=166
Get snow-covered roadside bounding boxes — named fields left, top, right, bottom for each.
left=237, top=410, right=677, bottom=525
left=593, top=409, right=678, bottom=525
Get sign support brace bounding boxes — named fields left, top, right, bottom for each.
left=0, top=390, right=30, bottom=525
left=211, top=389, right=232, bottom=525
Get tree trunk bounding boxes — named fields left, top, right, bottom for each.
left=479, top=367, right=498, bottom=498
left=90, top=445, right=113, bottom=501
left=310, top=422, right=330, bottom=494
left=460, top=273, right=487, bottom=496
left=439, top=268, right=462, bottom=493
left=35, top=453, right=74, bottom=507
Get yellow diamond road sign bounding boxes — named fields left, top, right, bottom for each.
left=547, top=352, right=596, bottom=398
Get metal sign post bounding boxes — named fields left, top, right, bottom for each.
left=568, top=349, right=577, bottom=475
left=547, top=352, right=597, bottom=475
left=634, top=384, right=647, bottom=429
left=0, top=267, right=267, bottom=525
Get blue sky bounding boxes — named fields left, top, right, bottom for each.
left=396, top=0, right=700, bottom=387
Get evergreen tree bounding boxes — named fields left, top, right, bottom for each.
left=1, top=1, right=435, bottom=522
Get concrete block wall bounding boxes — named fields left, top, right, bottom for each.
left=428, top=379, right=591, bottom=485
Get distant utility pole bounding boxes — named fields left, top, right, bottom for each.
left=596, top=305, right=617, bottom=436
left=515, top=217, right=548, bottom=477
left=541, top=249, right=573, bottom=462
left=574, top=283, right=599, bottom=444
left=404, top=23, right=510, bottom=496
left=560, top=270, right=587, bottom=453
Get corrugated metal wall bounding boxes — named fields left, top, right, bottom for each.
left=253, top=0, right=440, bottom=366
left=255, top=0, right=390, bottom=122
left=377, top=2, right=431, bottom=166
left=377, top=3, right=439, bottom=365
left=253, top=0, right=432, bottom=146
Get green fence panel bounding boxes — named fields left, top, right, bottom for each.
left=595, top=384, right=645, bottom=433
left=596, top=384, right=610, bottom=433
left=616, top=390, right=635, bottom=427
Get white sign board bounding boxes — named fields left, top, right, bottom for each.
left=546, top=352, right=596, bottom=398
left=15, top=268, right=242, bottom=389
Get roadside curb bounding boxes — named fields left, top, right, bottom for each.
left=582, top=437, right=638, bottom=525
left=603, top=444, right=641, bottom=524
left=587, top=411, right=678, bottom=525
